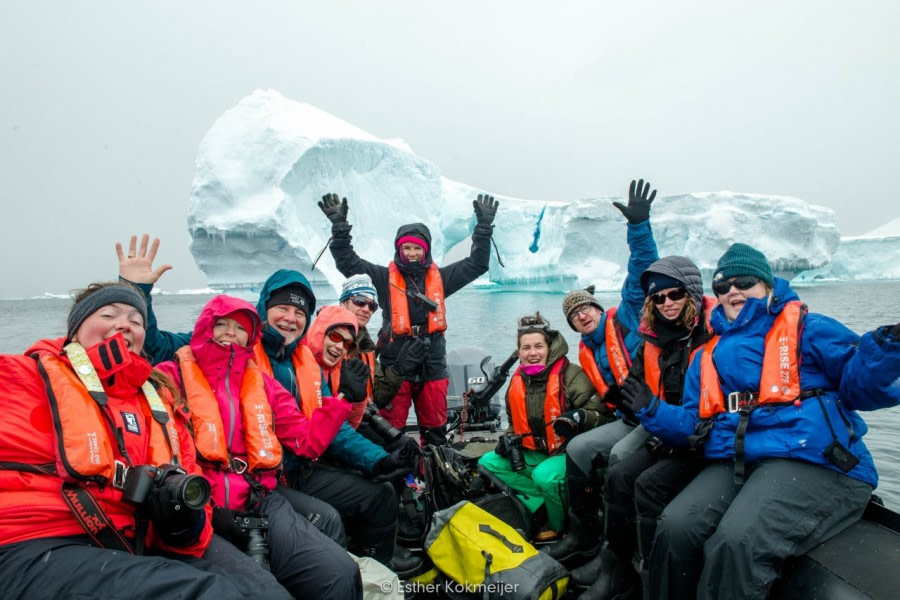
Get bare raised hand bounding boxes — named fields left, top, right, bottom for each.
left=115, top=234, right=172, bottom=285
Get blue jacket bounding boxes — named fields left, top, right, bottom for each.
left=639, top=277, right=900, bottom=488
left=581, top=220, right=659, bottom=380
left=133, top=270, right=387, bottom=472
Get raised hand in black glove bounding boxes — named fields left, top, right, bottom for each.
left=392, top=338, right=429, bottom=376
left=551, top=409, right=587, bottom=439
left=612, top=179, right=657, bottom=224
left=620, top=377, right=653, bottom=415
left=473, top=194, right=499, bottom=226
left=338, top=358, right=370, bottom=403
left=211, top=506, right=256, bottom=547
left=318, top=193, right=349, bottom=224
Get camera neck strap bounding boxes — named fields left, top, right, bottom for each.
left=61, top=482, right=137, bottom=554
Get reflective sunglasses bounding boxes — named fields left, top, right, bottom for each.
left=326, top=329, right=355, bottom=351
left=650, top=288, right=688, bottom=305
left=712, top=275, right=761, bottom=296
left=349, top=297, right=378, bottom=311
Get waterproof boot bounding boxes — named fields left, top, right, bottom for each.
left=420, top=426, right=447, bottom=447
left=571, top=549, right=605, bottom=587
left=577, top=546, right=640, bottom=600
left=578, top=501, right=640, bottom=599
left=353, top=522, right=423, bottom=578
left=546, top=461, right=602, bottom=562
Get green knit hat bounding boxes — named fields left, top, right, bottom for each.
left=713, top=243, right=774, bottom=288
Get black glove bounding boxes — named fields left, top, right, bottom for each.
left=338, top=358, right=370, bottom=403
left=621, top=377, right=653, bottom=415
left=374, top=439, right=421, bottom=475
left=552, top=409, right=587, bottom=439
left=318, top=193, right=349, bottom=224
left=391, top=338, right=429, bottom=376
left=889, top=323, right=900, bottom=338
left=494, top=434, right=511, bottom=458
left=612, top=179, right=657, bottom=224
left=146, top=477, right=207, bottom=546
left=473, top=194, right=499, bottom=226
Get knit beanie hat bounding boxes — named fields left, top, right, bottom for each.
left=713, top=243, right=774, bottom=288
left=562, top=286, right=604, bottom=331
left=396, top=234, right=429, bottom=254
left=643, top=272, right=684, bottom=296
left=266, top=284, right=311, bottom=315
left=67, top=284, right=148, bottom=341
left=340, top=274, right=378, bottom=303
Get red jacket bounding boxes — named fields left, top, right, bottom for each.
left=155, top=295, right=350, bottom=510
left=0, top=337, right=212, bottom=557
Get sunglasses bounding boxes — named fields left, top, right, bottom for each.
left=326, top=329, right=355, bottom=351
left=712, top=276, right=761, bottom=296
left=650, top=288, right=688, bottom=305
left=349, top=297, right=378, bottom=311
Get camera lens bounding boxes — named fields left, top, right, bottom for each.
left=164, top=473, right=211, bottom=510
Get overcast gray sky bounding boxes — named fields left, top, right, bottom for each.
left=2, top=1, right=898, bottom=298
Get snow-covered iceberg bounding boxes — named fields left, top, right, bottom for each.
left=188, top=89, right=846, bottom=296
left=795, top=218, right=900, bottom=283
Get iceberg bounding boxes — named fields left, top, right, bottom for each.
left=795, top=217, right=900, bottom=283
left=188, top=89, right=850, bottom=296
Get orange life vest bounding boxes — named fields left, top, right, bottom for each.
left=577, top=307, right=631, bottom=408
left=38, top=351, right=178, bottom=484
left=252, top=342, right=323, bottom=418
left=176, top=347, right=282, bottom=473
left=698, top=302, right=806, bottom=418
left=643, top=300, right=716, bottom=400
left=388, top=262, right=447, bottom=335
left=508, top=359, right=567, bottom=454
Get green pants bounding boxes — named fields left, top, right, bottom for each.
left=478, top=450, right=568, bottom=531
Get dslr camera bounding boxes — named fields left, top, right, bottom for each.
left=120, top=463, right=211, bottom=511
left=504, top=434, right=527, bottom=472
left=234, top=514, right=271, bottom=571
left=364, top=402, right=404, bottom=447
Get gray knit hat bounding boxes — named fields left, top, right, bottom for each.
left=713, top=243, right=774, bottom=288
left=562, top=285, right=603, bottom=331
left=67, top=284, right=148, bottom=341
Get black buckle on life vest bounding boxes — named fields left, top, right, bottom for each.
left=230, top=457, right=249, bottom=474
left=409, top=325, right=427, bottom=338
left=112, top=460, right=129, bottom=490
left=727, top=392, right=759, bottom=414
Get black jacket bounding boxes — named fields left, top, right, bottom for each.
left=329, top=221, right=492, bottom=381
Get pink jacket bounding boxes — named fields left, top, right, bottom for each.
left=156, top=295, right=351, bottom=510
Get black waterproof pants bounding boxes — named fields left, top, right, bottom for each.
left=291, top=460, right=398, bottom=547
left=0, top=534, right=292, bottom=599
left=260, top=490, right=362, bottom=599
left=275, top=483, right=348, bottom=547
left=648, top=459, right=872, bottom=600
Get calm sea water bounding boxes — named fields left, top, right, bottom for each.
left=2, top=282, right=898, bottom=508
